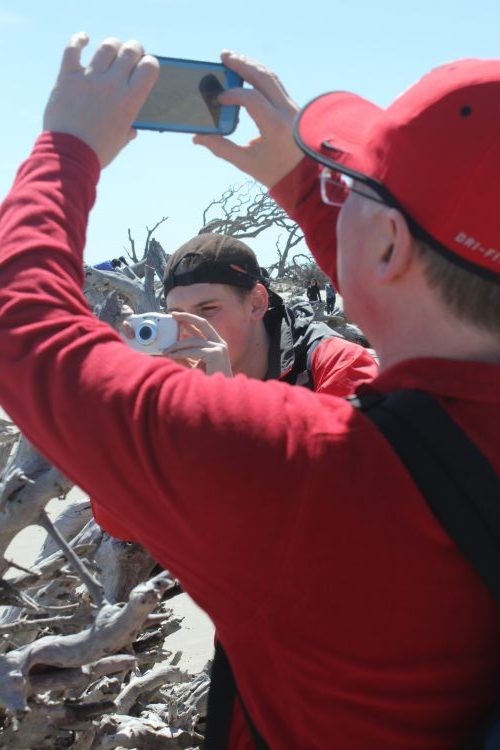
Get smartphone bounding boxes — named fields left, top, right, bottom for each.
left=133, top=56, right=243, bottom=135
left=121, top=313, right=179, bottom=355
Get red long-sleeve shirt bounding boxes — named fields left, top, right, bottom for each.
left=0, top=133, right=499, bottom=749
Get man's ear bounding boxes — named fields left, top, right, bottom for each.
left=249, top=283, right=269, bottom=320
left=376, top=208, right=418, bottom=282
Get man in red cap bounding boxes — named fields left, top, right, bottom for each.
left=0, top=34, right=498, bottom=749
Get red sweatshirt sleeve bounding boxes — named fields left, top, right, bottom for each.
left=269, top=157, right=341, bottom=288
left=0, top=134, right=324, bottom=630
left=310, top=338, right=378, bottom=397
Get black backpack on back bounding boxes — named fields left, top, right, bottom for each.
left=204, top=389, right=500, bottom=750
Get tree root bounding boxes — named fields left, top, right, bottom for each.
left=0, top=571, right=175, bottom=711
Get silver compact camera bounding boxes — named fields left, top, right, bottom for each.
left=121, top=313, right=179, bottom=355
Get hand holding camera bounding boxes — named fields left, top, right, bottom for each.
left=166, top=312, right=232, bottom=376
left=120, top=313, right=179, bottom=354
left=120, top=311, right=231, bottom=375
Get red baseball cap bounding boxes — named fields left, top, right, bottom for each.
left=294, top=59, right=500, bottom=278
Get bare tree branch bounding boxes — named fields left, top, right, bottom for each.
left=39, top=510, right=104, bottom=607
left=199, top=181, right=307, bottom=276
left=143, top=216, right=169, bottom=258
left=126, top=228, right=137, bottom=263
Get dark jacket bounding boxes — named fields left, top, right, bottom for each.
left=306, top=282, right=322, bottom=301
left=264, top=297, right=337, bottom=388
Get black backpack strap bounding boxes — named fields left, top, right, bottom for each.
left=204, top=640, right=269, bottom=750
left=205, top=389, right=500, bottom=750
left=204, top=641, right=236, bottom=749
left=353, top=389, right=500, bottom=601
left=353, top=389, right=500, bottom=749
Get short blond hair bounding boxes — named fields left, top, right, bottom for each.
left=417, top=242, right=500, bottom=336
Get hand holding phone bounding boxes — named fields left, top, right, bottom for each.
left=193, top=51, right=303, bottom=189
left=133, top=56, right=243, bottom=135
left=44, top=34, right=160, bottom=168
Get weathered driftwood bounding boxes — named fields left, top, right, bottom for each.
left=0, top=701, right=117, bottom=750
left=90, top=714, right=202, bottom=749
left=83, top=237, right=169, bottom=318
left=92, top=289, right=123, bottom=329
left=143, top=236, right=169, bottom=311
left=0, top=418, right=19, bottom=479
left=0, top=252, right=213, bottom=748
left=93, top=535, right=156, bottom=604
left=114, top=660, right=190, bottom=714
left=161, top=665, right=212, bottom=730
left=0, top=435, right=73, bottom=575
left=0, top=426, right=208, bottom=748
left=34, top=499, right=94, bottom=563
left=0, top=571, right=175, bottom=711
left=0, top=469, right=207, bottom=749
left=83, top=265, right=152, bottom=314
left=39, top=510, right=105, bottom=606
left=0, top=608, right=92, bottom=637
left=27, top=654, right=138, bottom=696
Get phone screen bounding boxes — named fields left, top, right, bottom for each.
left=133, top=57, right=243, bottom=135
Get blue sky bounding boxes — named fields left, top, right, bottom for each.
left=1, top=0, right=500, bottom=268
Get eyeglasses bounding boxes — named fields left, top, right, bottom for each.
left=319, top=167, right=442, bottom=258
left=319, top=167, right=387, bottom=208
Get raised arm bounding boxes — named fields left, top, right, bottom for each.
left=0, top=35, right=321, bottom=629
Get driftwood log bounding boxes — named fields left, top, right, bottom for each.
left=0, top=419, right=210, bottom=748
left=0, top=253, right=212, bottom=748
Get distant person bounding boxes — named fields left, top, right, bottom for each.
left=325, top=281, right=336, bottom=314
left=93, top=256, right=128, bottom=272
left=306, top=277, right=322, bottom=302
left=93, top=258, right=115, bottom=272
